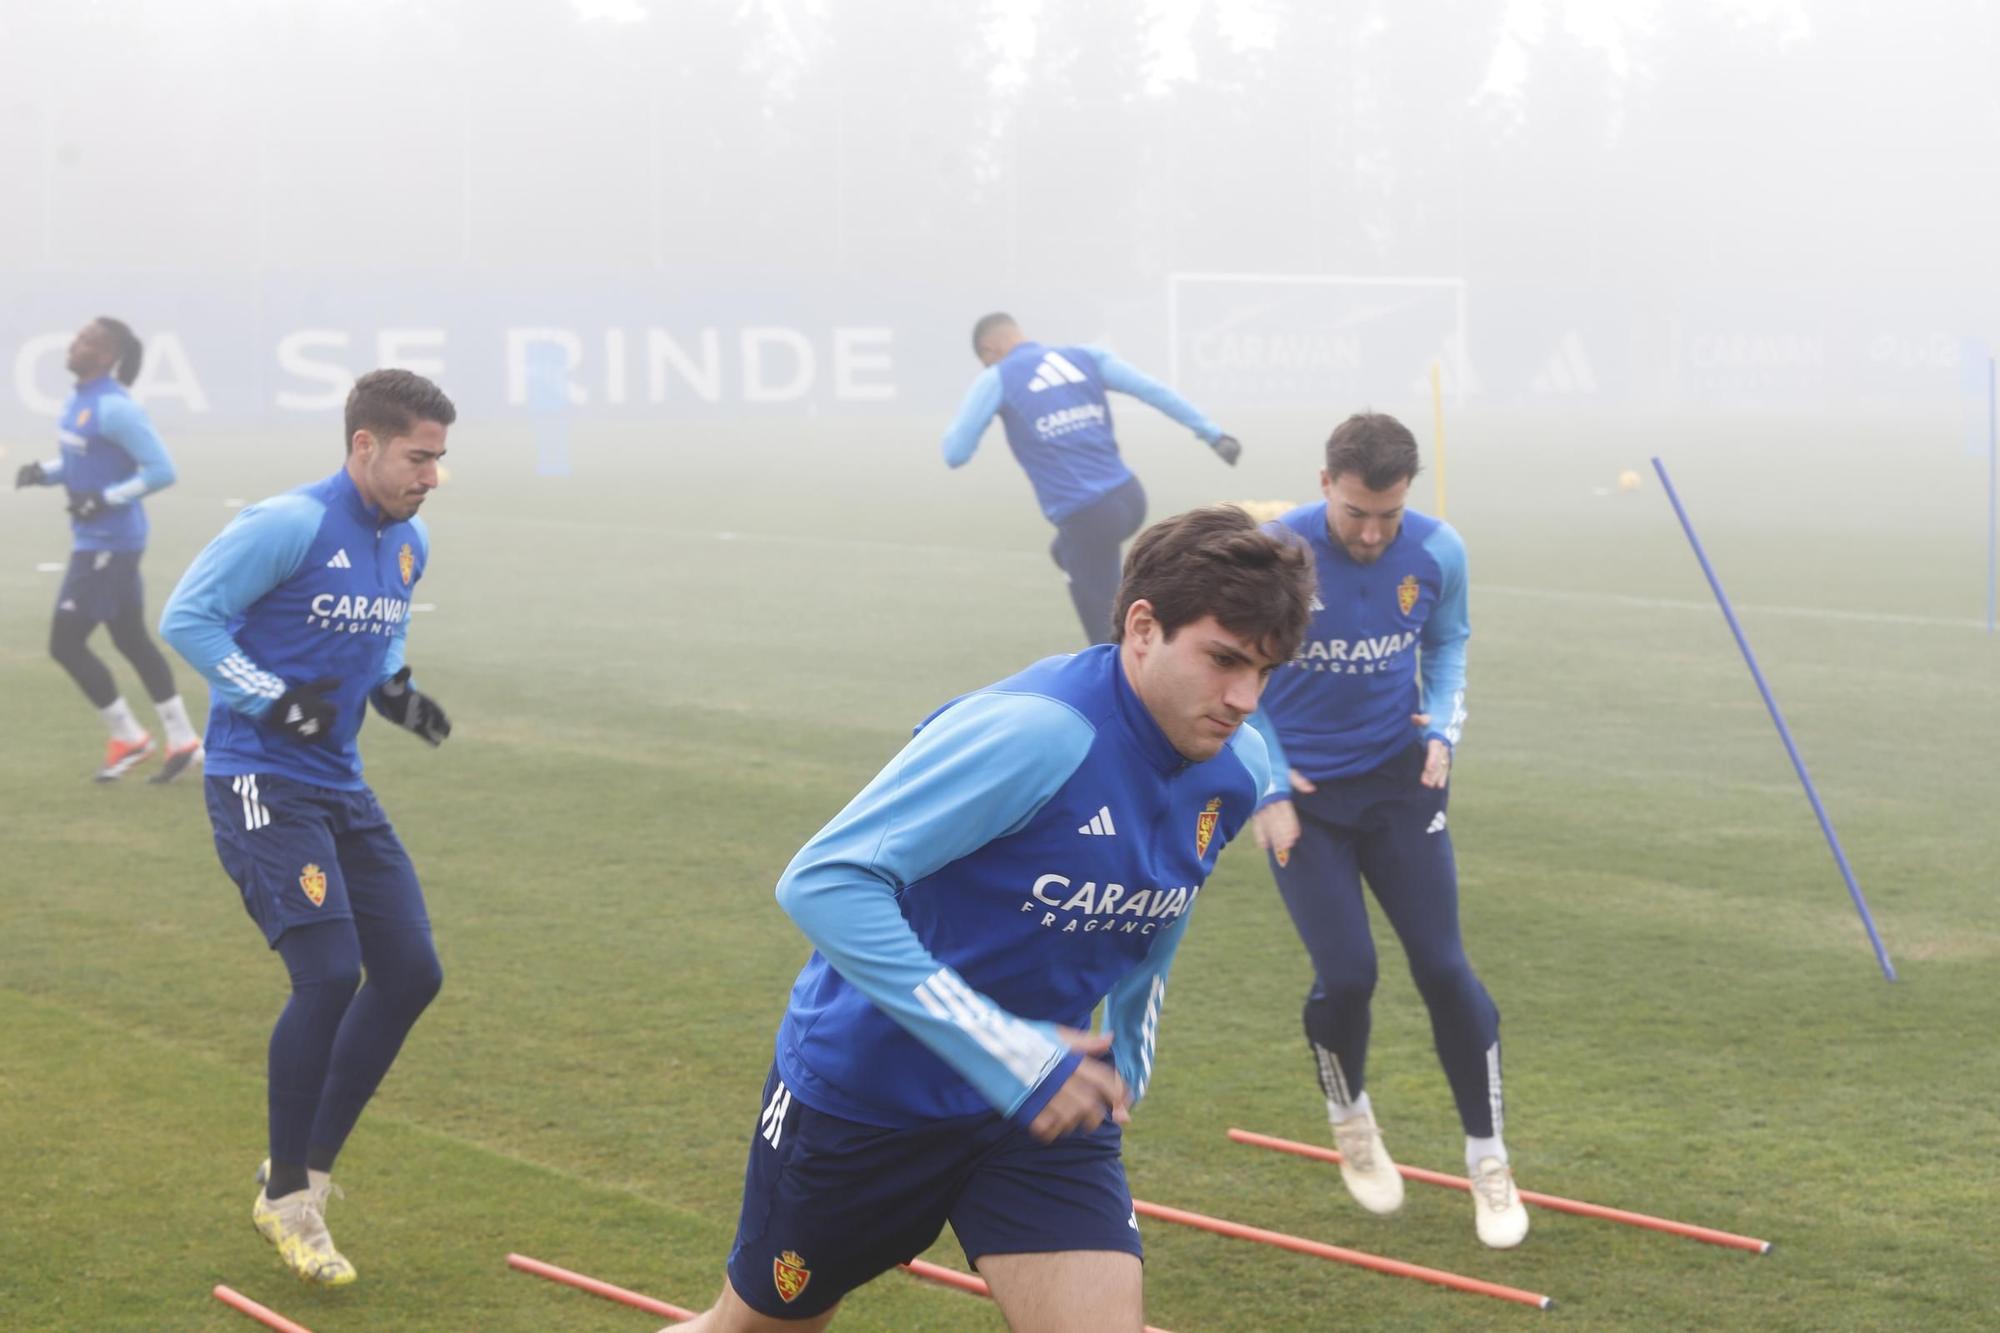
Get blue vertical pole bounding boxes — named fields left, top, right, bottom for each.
left=1987, top=356, right=1996, bottom=635
left=1651, top=456, right=1896, bottom=981
left=531, top=340, right=572, bottom=478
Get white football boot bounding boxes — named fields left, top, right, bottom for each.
left=1471, top=1156, right=1530, bottom=1248
left=1331, top=1107, right=1405, bottom=1215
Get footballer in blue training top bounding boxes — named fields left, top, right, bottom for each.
left=1244, top=412, right=1529, bottom=1249
left=14, top=317, right=203, bottom=781
left=941, top=312, right=1244, bottom=646
left=681, top=507, right=1315, bottom=1333
left=159, top=369, right=458, bottom=1287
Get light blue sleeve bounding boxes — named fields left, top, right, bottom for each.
left=160, top=495, right=322, bottom=717
left=1099, top=723, right=1267, bottom=1102
left=1419, top=523, right=1470, bottom=748
left=377, top=516, right=429, bottom=687
left=94, top=396, right=177, bottom=504
left=941, top=366, right=1004, bottom=468
left=774, top=689, right=1098, bottom=1120
left=1080, top=346, right=1223, bottom=444
left=1101, top=911, right=1193, bottom=1104
left=1243, top=708, right=1293, bottom=805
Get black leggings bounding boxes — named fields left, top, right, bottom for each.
left=50, top=606, right=177, bottom=709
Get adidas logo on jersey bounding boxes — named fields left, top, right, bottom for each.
left=1026, top=351, right=1088, bottom=391
left=1077, top=806, right=1118, bottom=836
left=1426, top=811, right=1447, bottom=834
left=325, top=549, right=352, bottom=569
left=1310, top=593, right=1325, bottom=612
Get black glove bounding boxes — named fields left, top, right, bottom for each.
left=1210, top=434, right=1242, bottom=467
left=371, top=666, right=451, bottom=746
left=15, top=461, right=49, bottom=488
left=265, top=679, right=340, bottom=744
left=66, top=490, right=108, bottom=520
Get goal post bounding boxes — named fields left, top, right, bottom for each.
left=1166, top=272, right=1470, bottom=412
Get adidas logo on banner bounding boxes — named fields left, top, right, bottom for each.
left=1027, top=351, right=1088, bottom=392
left=1310, top=594, right=1326, bottom=612
left=1077, top=805, right=1118, bottom=836
left=1531, top=332, right=1596, bottom=396
left=325, top=549, right=353, bottom=569
left=1426, top=811, right=1448, bottom=835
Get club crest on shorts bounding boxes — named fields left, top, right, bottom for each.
left=1195, top=796, right=1223, bottom=858
left=1397, top=573, right=1420, bottom=616
left=299, top=863, right=327, bottom=907
left=772, top=1249, right=811, bottom=1304
left=398, top=542, right=415, bottom=585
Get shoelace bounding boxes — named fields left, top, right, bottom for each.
left=1472, top=1164, right=1516, bottom=1211
left=1334, top=1120, right=1382, bottom=1171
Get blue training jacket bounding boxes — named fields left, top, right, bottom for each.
left=1246, top=502, right=1469, bottom=793
left=160, top=467, right=430, bottom=790
left=26, top=375, right=177, bottom=552
left=773, top=644, right=1272, bottom=1128
left=940, top=343, right=1223, bottom=522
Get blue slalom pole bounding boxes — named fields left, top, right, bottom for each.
left=1987, top=356, right=1995, bottom=635
left=1651, top=456, right=1896, bottom=981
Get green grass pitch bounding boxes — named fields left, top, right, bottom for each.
left=3, top=409, right=1997, bottom=1329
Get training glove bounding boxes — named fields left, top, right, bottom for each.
left=66, top=490, right=108, bottom=520
left=16, top=461, right=50, bottom=488
left=1210, top=434, right=1242, bottom=466
left=266, top=679, right=341, bottom=744
left=372, top=666, right=451, bottom=746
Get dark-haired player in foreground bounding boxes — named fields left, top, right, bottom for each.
left=680, top=506, right=1314, bottom=1332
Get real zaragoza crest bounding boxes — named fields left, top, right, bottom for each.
left=398, top=542, right=415, bottom=585
left=772, top=1250, right=811, bottom=1304
left=1195, top=796, right=1223, bottom=858
left=1396, top=573, right=1420, bottom=616
left=299, top=863, right=328, bottom=908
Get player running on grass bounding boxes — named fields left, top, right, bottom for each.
left=13, top=316, right=203, bottom=781
left=681, top=507, right=1313, bottom=1333
left=160, top=370, right=457, bottom=1285
left=941, top=313, right=1243, bottom=646
left=1245, top=412, right=1529, bottom=1248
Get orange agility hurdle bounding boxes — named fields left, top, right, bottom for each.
left=1230, top=1127, right=1774, bottom=1255
left=900, top=1258, right=1175, bottom=1332
left=506, top=1252, right=696, bottom=1322
left=1132, top=1199, right=1554, bottom=1310
left=211, top=1285, right=314, bottom=1333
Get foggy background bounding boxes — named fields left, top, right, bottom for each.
left=1, top=0, right=1996, bottom=430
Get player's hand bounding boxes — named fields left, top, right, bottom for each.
left=65, top=489, right=107, bottom=520
left=1410, top=715, right=1451, bottom=787
left=15, top=461, right=48, bottom=489
left=1026, top=1028, right=1130, bottom=1143
left=1210, top=434, right=1242, bottom=467
left=371, top=666, right=451, bottom=746
left=1252, top=798, right=1302, bottom=867
left=266, top=678, right=341, bottom=744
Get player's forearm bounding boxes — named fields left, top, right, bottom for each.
left=1417, top=639, right=1469, bottom=746
left=159, top=605, right=286, bottom=718
left=1093, top=352, right=1222, bottom=442
left=102, top=461, right=174, bottom=505
left=1101, top=911, right=1191, bottom=1105
left=941, top=369, right=1002, bottom=468
left=776, top=861, right=1069, bottom=1118
left=1243, top=709, right=1292, bottom=803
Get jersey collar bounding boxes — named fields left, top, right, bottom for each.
left=327, top=465, right=386, bottom=526
left=1110, top=646, right=1191, bottom=775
